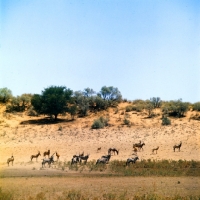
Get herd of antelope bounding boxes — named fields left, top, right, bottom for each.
left=6, top=141, right=182, bottom=167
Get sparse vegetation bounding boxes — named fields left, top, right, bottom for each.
left=162, top=99, right=189, bottom=118
left=6, top=94, right=32, bottom=112
left=92, top=116, right=109, bottom=129
left=123, top=117, right=131, bottom=126
left=0, top=187, right=13, bottom=200
left=150, top=97, right=162, bottom=108
left=52, top=159, right=200, bottom=177
left=1, top=86, right=200, bottom=199
left=132, top=99, right=146, bottom=112
left=145, top=100, right=154, bottom=118
left=125, top=105, right=133, bottom=112
left=27, top=106, right=38, bottom=116
left=162, top=116, right=171, bottom=125
left=5, top=189, right=200, bottom=200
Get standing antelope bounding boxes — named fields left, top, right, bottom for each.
left=173, top=142, right=182, bottom=152
left=96, top=154, right=111, bottom=165
left=7, top=155, right=14, bottom=166
left=126, top=156, right=139, bottom=166
left=71, top=155, right=80, bottom=165
left=56, top=152, right=60, bottom=161
left=30, top=151, right=41, bottom=161
left=42, top=154, right=55, bottom=168
left=79, top=154, right=90, bottom=164
left=43, top=150, right=50, bottom=158
left=152, top=146, right=159, bottom=154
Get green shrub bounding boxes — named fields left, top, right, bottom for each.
left=193, top=102, right=200, bottom=111
left=0, top=88, right=13, bottom=103
left=162, top=117, right=171, bottom=125
left=132, top=105, right=143, bottom=112
left=27, top=107, right=38, bottom=116
left=125, top=105, right=133, bottom=112
left=123, top=118, right=130, bottom=125
left=162, top=99, right=189, bottom=117
left=132, top=100, right=146, bottom=112
left=92, top=119, right=104, bottom=129
left=91, top=116, right=109, bottom=129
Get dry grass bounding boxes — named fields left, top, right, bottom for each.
left=1, top=177, right=200, bottom=200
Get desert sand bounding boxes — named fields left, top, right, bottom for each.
left=0, top=103, right=200, bottom=198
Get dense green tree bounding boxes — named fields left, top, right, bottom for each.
left=31, top=86, right=73, bottom=120
left=193, top=102, right=200, bottom=111
left=0, top=87, right=12, bottom=103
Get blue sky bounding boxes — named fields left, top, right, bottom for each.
left=0, top=0, right=200, bottom=102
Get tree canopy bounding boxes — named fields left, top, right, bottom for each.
left=31, top=86, right=73, bottom=120
left=0, top=87, right=12, bottom=103
left=98, top=86, right=122, bottom=101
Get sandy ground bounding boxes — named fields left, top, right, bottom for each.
left=0, top=117, right=200, bottom=166
left=0, top=104, right=200, bottom=198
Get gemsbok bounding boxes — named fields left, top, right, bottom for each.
left=42, top=153, right=55, bottom=168
left=108, top=148, right=119, bottom=155
left=79, top=154, right=90, bottom=164
left=133, top=142, right=145, bottom=151
left=126, top=156, right=139, bottom=166
left=30, top=151, right=41, bottom=161
left=173, top=141, right=182, bottom=152
left=7, top=155, right=14, bottom=166
left=55, top=152, right=60, bottom=161
left=43, top=150, right=50, bottom=158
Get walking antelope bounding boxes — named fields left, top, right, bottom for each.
left=133, top=142, right=145, bottom=151
left=133, top=141, right=141, bottom=148
left=30, top=151, right=41, bottom=161
left=152, top=146, right=159, bottom=154
left=7, top=155, right=14, bottom=166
